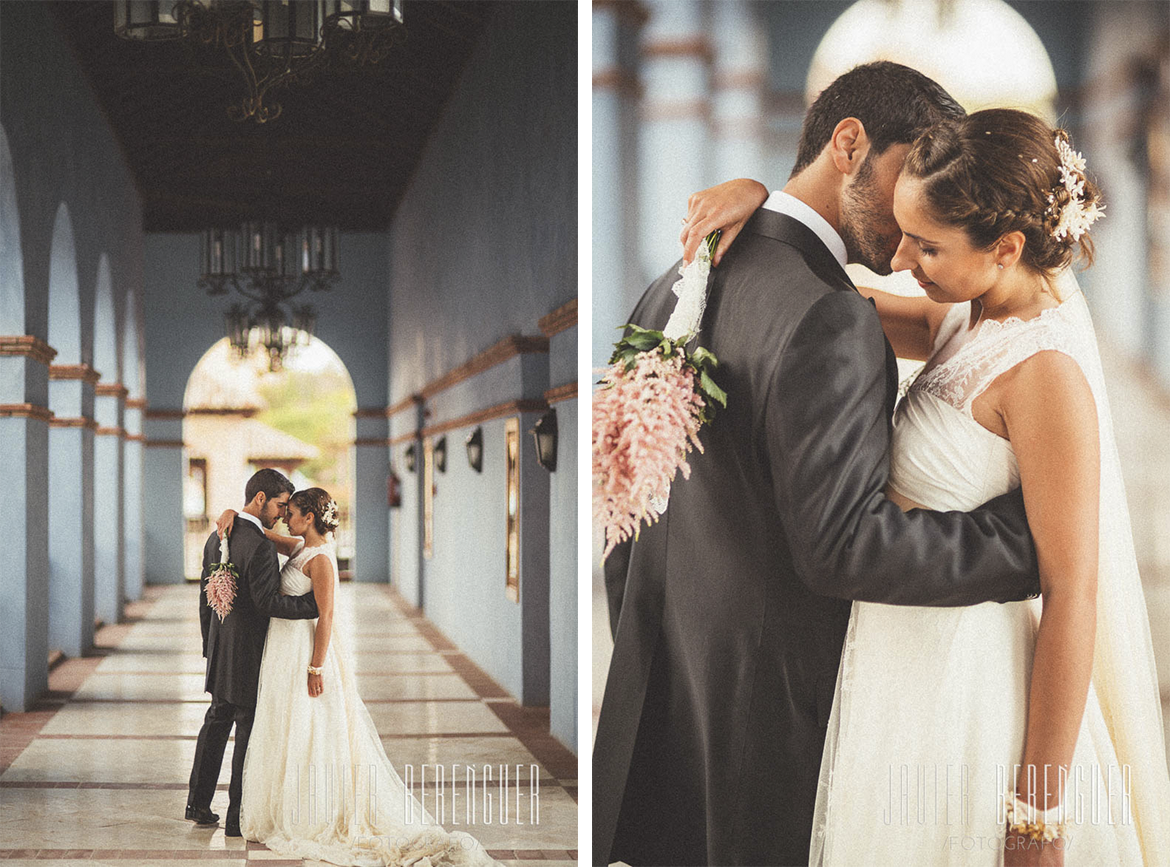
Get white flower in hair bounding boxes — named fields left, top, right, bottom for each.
left=322, top=499, right=339, bottom=528
left=1048, top=135, right=1104, bottom=242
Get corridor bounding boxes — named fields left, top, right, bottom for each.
left=0, top=584, right=577, bottom=865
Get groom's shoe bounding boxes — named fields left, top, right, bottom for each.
left=185, top=805, right=220, bottom=825
left=224, top=817, right=242, bottom=838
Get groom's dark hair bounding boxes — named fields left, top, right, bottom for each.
left=790, top=61, right=966, bottom=178
left=245, top=468, right=294, bottom=504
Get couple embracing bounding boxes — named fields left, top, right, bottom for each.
left=594, top=62, right=1170, bottom=866
left=186, top=468, right=498, bottom=866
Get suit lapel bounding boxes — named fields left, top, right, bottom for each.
left=746, top=208, right=901, bottom=417
left=743, top=208, right=854, bottom=293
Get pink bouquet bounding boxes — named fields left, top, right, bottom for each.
left=593, top=232, right=726, bottom=561
left=205, top=535, right=238, bottom=621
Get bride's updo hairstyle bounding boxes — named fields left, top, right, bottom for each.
left=290, top=487, right=340, bottom=535
left=902, top=108, right=1103, bottom=276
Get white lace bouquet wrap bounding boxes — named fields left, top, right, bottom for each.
left=205, top=533, right=238, bottom=621
left=593, top=232, right=726, bottom=561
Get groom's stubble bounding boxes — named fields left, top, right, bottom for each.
left=838, top=145, right=911, bottom=275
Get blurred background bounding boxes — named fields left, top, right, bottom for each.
left=592, top=0, right=1170, bottom=769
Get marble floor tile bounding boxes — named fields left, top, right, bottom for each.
left=72, top=673, right=210, bottom=702
left=39, top=700, right=215, bottom=737
left=365, top=701, right=510, bottom=736
left=94, top=652, right=208, bottom=674
left=352, top=652, right=455, bottom=674
left=1, top=736, right=234, bottom=783
left=354, top=674, right=477, bottom=701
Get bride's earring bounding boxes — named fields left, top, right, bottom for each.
left=997, top=263, right=1004, bottom=270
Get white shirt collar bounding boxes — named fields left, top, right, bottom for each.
left=237, top=511, right=264, bottom=532
left=761, top=190, right=848, bottom=270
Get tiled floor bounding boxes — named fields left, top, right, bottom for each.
left=0, top=584, right=577, bottom=866
left=592, top=340, right=1170, bottom=760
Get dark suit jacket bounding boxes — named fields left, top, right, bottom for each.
left=199, top=517, right=318, bottom=708
left=592, top=210, right=1039, bottom=867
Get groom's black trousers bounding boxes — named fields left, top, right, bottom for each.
left=187, top=696, right=255, bottom=820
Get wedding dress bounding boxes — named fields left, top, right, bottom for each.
left=809, top=279, right=1170, bottom=866
left=240, top=539, right=498, bottom=867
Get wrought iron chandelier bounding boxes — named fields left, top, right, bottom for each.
left=199, top=223, right=339, bottom=371
left=114, top=0, right=405, bottom=123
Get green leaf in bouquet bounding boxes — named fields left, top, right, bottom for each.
left=699, top=369, right=728, bottom=408
left=690, top=346, right=719, bottom=369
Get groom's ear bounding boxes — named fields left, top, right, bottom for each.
left=828, top=118, right=869, bottom=178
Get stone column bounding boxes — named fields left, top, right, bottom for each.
left=354, top=408, right=390, bottom=583
left=711, top=0, right=768, bottom=182
left=47, top=362, right=98, bottom=657
left=0, top=335, right=56, bottom=711
left=143, top=409, right=186, bottom=585
left=123, top=397, right=146, bottom=601
left=592, top=0, right=648, bottom=368
left=93, top=381, right=127, bottom=624
left=637, top=0, right=713, bottom=285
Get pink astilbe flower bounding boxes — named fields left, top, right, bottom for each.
left=205, top=563, right=238, bottom=622
left=593, top=351, right=706, bottom=561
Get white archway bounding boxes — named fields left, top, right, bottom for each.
left=0, top=124, right=22, bottom=334
left=807, top=0, right=1058, bottom=120
left=181, top=336, right=358, bottom=579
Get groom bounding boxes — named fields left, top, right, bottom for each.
left=594, top=62, right=1041, bottom=867
left=186, top=468, right=318, bottom=836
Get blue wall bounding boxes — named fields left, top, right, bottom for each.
left=385, top=1, right=577, bottom=749
left=1, top=0, right=144, bottom=710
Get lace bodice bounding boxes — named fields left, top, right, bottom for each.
left=280, top=540, right=335, bottom=596
left=889, top=299, right=1091, bottom=511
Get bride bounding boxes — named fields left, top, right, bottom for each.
left=217, top=488, right=498, bottom=867
left=682, top=109, right=1169, bottom=865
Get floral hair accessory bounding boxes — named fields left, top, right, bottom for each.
left=1047, top=135, right=1104, bottom=243
left=592, top=232, right=727, bottom=562
left=322, top=499, right=339, bottom=529
left=205, top=534, right=238, bottom=621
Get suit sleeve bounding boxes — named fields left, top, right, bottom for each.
left=765, top=290, right=1039, bottom=606
left=199, top=538, right=213, bottom=657
left=245, top=540, right=320, bottom=620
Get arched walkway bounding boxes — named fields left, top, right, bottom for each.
left=46, top=216, right=98, bottom=659
left=0, top=122, right=55, bottom=712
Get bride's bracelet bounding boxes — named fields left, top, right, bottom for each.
left=1004, top=792, right=1067, bottom=843
left=307, top=664, right=323, bottom=676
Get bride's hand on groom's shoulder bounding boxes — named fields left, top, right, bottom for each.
left=216, top=509, right=237, bottom=539
left=680, top=178, right=768, bottom=266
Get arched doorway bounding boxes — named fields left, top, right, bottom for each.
left=46, top=205, right=98, bottom=655
left=181, top=336, right=357, bottom=580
